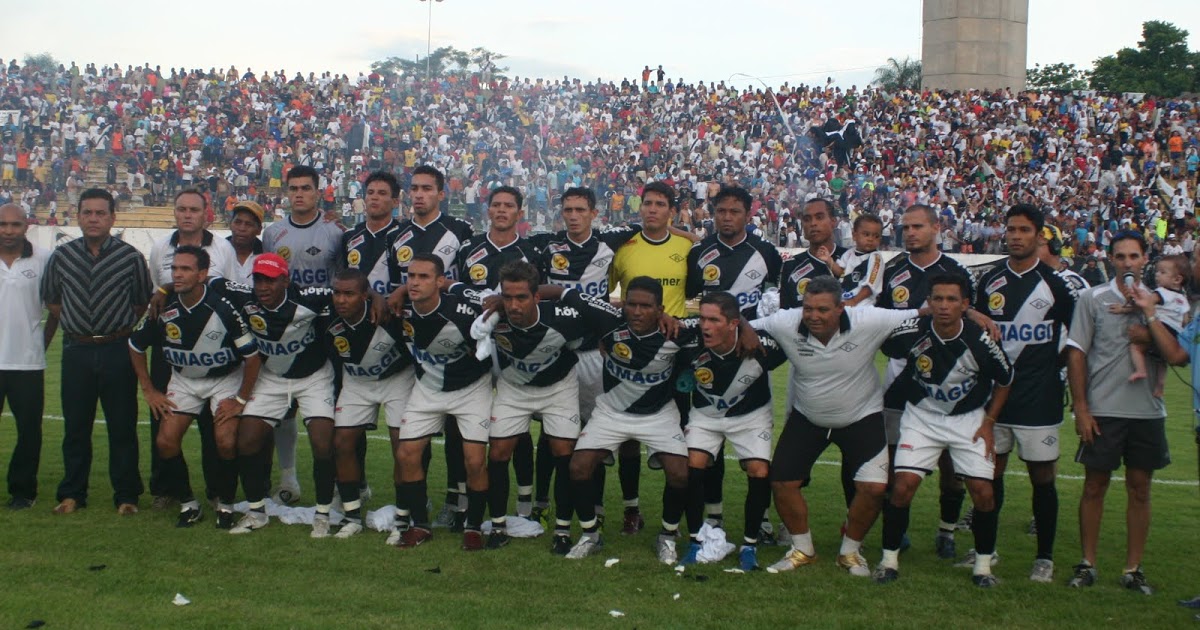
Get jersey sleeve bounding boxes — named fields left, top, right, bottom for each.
left=445, top=282, right=484, bottom=313
left=128, top=312, right=160, bottom=354
left=1065, top=290, right=1094, bottom=353
left=685, top=243, right=704, bottom=299
left=974, top=327, right=1014, bottom=387
left=857, top=252, right=884, bottom=297
left=881, top=318, right=921, bottom=359
left=1048, top=271, right=1078, bottom=330
left=297, top=286, right=335, bottom=313
left=217, top=299, right=259, bottom=357
left=561, top=288, right=623, bottom=332
left=596, top=225, right=639, bottom=250
left=757, top=331, right=788, bottom=370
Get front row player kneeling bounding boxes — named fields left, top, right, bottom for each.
left=875, top=274, right=1013, bottom=587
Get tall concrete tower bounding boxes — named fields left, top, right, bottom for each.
left=921, top=0, right=1028, bottom=91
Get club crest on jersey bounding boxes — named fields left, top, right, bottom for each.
left=396, top=246, right=413, bottom=263
left=249, top=315, right=267, bottom=332
left=891, top=286, right=909, bottom=305
left=703, top=264, right=720, bottom=284
left=797, top=277, right=811, bottom=295
left=347, top=250, right=361, bottom=266
left=986, top=275, right=1008, bottom=293
left=333, top=336, right=350, bottom=356
left=164, top=323, right=182, bottom=341
left=276, top=246, right=291, bottom=261
left=402, top=320, right=415, bottom=338
left=551, top=253, right=570, bottom=272
left=915, top=354, right=933, bottom=377
left=611, top=342, right=632, bottom=361
left=694, top=367, right=714, bottom=388
left=160, top=308, right=180, bottom=323
left=988, top=292, right=1005, bottom=312
left=495, top=335, right=513, bottom=352
left=469, top=264, right=488, bottom=282
left=698, top=249, right=721, bottom=267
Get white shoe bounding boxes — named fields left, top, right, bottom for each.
left=565, top=535, right=603, bottom=560
left=311, top=514, right=331, bottom=539
left=954, top=548, right=1000, bottom=568
left=836, top=551, right=871, bottom=577
left=335, top=521, right=364, bottom=539
left=1029, top=558, right=1054, bottom=583
left=229, top=511, right=268, bottom=535
left=656, top=536, right=678, bottom=566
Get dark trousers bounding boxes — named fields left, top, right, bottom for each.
left=0, top=369, right=44, bottom=501
left=148, top=347, right=218, bottom=500
left=57, top=339, right=144, bottom=507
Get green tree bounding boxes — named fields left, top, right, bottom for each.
left=1089, top=20, right=1200, bottom=96
left=22, top=52, right=59, bottom=74
left=371, top=46, right=507, bottom=81
left=872, top=57, right=921, bottom=91
left=1026, top=62, right=1089, bottom=91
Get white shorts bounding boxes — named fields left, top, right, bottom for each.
left=400, top=374, right=491, bottom=443
left=167, top=368, right=242, bottom=417
left=491, top=370, right=581, bottom=440
left=335, top=367, right=415, bottom=430
left=576, top=349, right=603, bottom=422
left=576, top=400, right=686, bottom=459
left=685, top=406, right=773, bottom=464
left=994, top=424, right=1061, bottom=463
left=242, top=363, right=336, bottom=425
left=894, top=405, right=994, bottom=480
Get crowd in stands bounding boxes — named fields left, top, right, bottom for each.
left=2, top=57, right=1199, bottom=274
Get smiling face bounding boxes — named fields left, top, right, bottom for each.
left=800, top=291, right=843, bottom=338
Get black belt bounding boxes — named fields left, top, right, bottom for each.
left=67, top=328, right=132, bottom=345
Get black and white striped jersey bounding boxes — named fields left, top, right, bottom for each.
left=837, top=249, right=885, bottom=305
left=533, top=226, right=638, bottom=298
left=386, top=212, right=475, bottom=289
left=685, top=331, right=787, bottom=418
left=129, top=287, right=258, bottom=379
left=490, top=292, right=603, bottom=387
left=454, top=234, right=541, bottom=290
left=589, top=307, right=701, bottom=415
left=210, top=279, right=332, bottom=379
left=973, top=260, right=1077, bottom=427
left=342, top=220, right=401, bottom=295
left=262, top=215, right=345, bottom=287
left=779, top=246, right=848, bottom=309
left=882, top=317, right=1014, bottom=417
left=401, top=285, right=489, bottom=391
left=325, top=308, right=411, bottom=382
left=686, top=232, right=782, bottom=319
left=876, top=252, right=975, bottom=310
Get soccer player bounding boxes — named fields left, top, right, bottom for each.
left=876, top=273, right=1013, bottom=587
left=752, top=277, right=919, bottom=576
left=972, top=204, right=1076, bottom=582
left=778, top=198, right=847, bottom=310
left=391, top=254, right=492, bottom=551
left=324, top=269, right=413, bottom=539
left=262, top=164, right=345, bottom=506
left=838, top=214, right=886, bottom=307
left=343, top=171, right=402, bottom=295
left=227, top=201, right=265, bottom=284
left=679, top=292, right=787, bottom=571
left=455, top=186, right=540, bottom=290
left=1065, top=232, right=1187, bottom=594
left=129, top=246, right=261, bottom=529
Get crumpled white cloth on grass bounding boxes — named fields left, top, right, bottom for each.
left=364, top=506, right=544, bottom=537
left=469, top=288, right=502, bottom=360
left=694, top=523, right=736, bottom=563
left=232, top=499, right=346, bottom=525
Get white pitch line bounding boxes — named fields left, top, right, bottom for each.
left=6, top=413, right=1199, bottom=487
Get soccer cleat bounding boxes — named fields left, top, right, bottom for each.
left=311, top=514, right=331, bottom=539
left=551, top=533, right=574, bottom=556
left=215, top=510, right=236, bottom=530
left=151, top=495, right=173, bottom=510
left=175, top=507, right=203, bottom=528
left=1029, top=558, right=1054, bottom=583
left=758, top=521, right=777, bottom=546
left=229, top=511, right=268, bottom=534
left=704, top=515, right=724, bottom=530
left=972, top=573, right=1000, bottom=588
left=776, top=523, right=791, bottom=546
left=461, top=530, right=484, bottom=551
left=432, top=503, right=458, bottom=529
left=451, top=511, right=467, bottom=533
left=335, top=521, right=364, bottom=539
left=739, top=545, right=760, bottom=571
left=836, top=551, right=871, bottom=577
left=769, top=548, right=818, bottom=572
left=359, top=483, right=373, bottom=503
left=565, top=535, right=603, bottom=560
left=530, top=505, right=549, bottom=529
left=396, top=527, right=433, bottom=548
left=621, top=508, right=645, bottom=535
left=680, top=542, right=701, bottom=566
left=1067, top=562, right=1097, bottom=588
left=872, top=564, right=900, bottom=584
left=935, top=533, right=956, bottom=559
left=486, top=531, right=511, bottom=550
left=1027, top=516, right=1037, bottom=536
left=656, top=536, right=678, bottom=566
left=954, top=548, right=1000, bottom=568
left=955, top=507, right=974, bottom=532
left=595, top=511, right=606, bottom=529
left=1120, top=568, right=1153, bottom=595
left=1179, top=595, right=1200, bottom=609
left=6, top=497, right=34, bottom=510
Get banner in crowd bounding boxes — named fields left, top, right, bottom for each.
left=0, top=110, right=20, bottom=127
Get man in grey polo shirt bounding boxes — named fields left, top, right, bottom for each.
left=1064, top=231, right=1187, bottom=594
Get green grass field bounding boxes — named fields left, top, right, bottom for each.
left=0, top=340, right=1198, bottom=629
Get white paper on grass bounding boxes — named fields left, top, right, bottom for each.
left=172, top=593, right=191, bottom=606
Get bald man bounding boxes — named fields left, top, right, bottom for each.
left=0, top=204, right=55, bottom=509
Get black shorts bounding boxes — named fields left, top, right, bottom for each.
left=771, top=410, right=889, bottom=486
left=1074, top=416, right=1170, bottom=472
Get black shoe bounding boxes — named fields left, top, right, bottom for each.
left=1178, top=595, right=1200, bottom=609
left=486, top=531, right=511, bottom=550
left=1119, top=567, right=1153, bottom=595
left=6, top=497, right=34, bottom=510
left=215, top=510, right=236, bottom=530
left=450, top=510, right=467, bottom=533
left=176, top=507, right=203, bottom=528
left=551, top=533, right=573, bottom=555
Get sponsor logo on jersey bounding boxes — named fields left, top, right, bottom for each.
left=613, top=330, right=631, bottom=342
left=396, top=245, right=413, bottom=263
left=394, top=230, right=414, bottom=248
left=495, top=335, right=513, bottom=352
left=259, top=329, right=317, bottom=357
left=402, top=320, right=415, bottom=338
left=333, top=336, right=350, bottom=356
left=890, top=269, right=911, bottom=287
left=611, top=342, right=632, bottom=361
left=789, top=262, right=814, bottom=282
left=161, top=308, right=180, bottom=323
left=796, top=277, right=811, bottom=295
left=328, top=322, right=346, bottom=335
left=469, top=264, right=488, bottom=282
left=466, top=248, right=488, bottom=267
left=347, top=234, right=366, bottom=250
left=986, top=275, right=1008, bottom=293
left=277, top=246, right=291, bottom=261
left=698, top=249, right=720, bottom=267
left=921, top=377, right=976, bottom=402
left=164, top=322, right=182, bottom=341
left=164, top=348, right=236, bottom=368
left=604, top=358, right=672, bottom=384
left=694, top=367, right=714, bottom=387
left=249, top=315, right=267, bottom=332
left=549, top=242, right=570, bottom=253
left=703, top=264, right=720, bottom=284
left=915, top=353, right=932, bottom=377
left=892, top=286, right=909, bottom=304
left=551, top=253, right=569, bottom=272
left=868, top=254, right=881, bottom=284
left=987, top=292, right=1005, bottom=312
left=347, top=250, right=361, bottom=266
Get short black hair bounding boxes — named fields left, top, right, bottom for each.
left=489, top=186, right=524, bottom=210
left=1005, top=203, right=1044, bottom=231
left=410, top=252, right=445, bottom=276
left=627, top=276, right=664, bottom=305
left=852, top=213, right=883, bottom=231
left=641, top=181, right=677, bottom=210
left=334, top=268, right=370, bottom=293
left=929, top=272, right=970, bottom=299
left=364, top=171, right=400, bottom=198
left=412, top=165, right=445, bottom=191
left=173, top=244, right=210, bottom=270
left=803, top=276, right=842, bottom=302
left=78, top=188, right=116, bottom=215
left=1108, top=230, right=1147, bottom=255
left=499, top=260, right=540, bottom=295
left=561, top=187, right=596, bottom=210
left=699, top=291, right=740, bottom=322
left=286, top=165, right=320, bottom=188
left=803, top=198, right=836, bottom=218
left=712, top=186, right=752, bottom=213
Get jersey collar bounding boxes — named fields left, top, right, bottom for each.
left=343, top=304, right=369, bottom=329
left=411, top=211, right=443, bottom=230
left=509, top=306, right=543, bottom=331
left=170, top=230, right=215, bottom=247
left=933, top=319, right=964, bottom=343
left=717, top=232, right=747, bottom=249
left=179, top=285, right=208, bottom=313
left=1005, top=258, right=1039, bottom=277
left=18, top=239, right=33, bottom=258
left=288, top=214, right=321, bottom=229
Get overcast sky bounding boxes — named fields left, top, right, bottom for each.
left=3, top=1, right=1196, bottom=89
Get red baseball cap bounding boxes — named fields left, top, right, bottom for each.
left=252, top=253, right=289, bottom=278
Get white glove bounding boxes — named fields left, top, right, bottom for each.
left=472, top=310, right=501, bottom=361
left=757, top=286, right=780, bottom=319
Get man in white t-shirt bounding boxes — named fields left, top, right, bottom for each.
left=0, top=203, right=53, bottom=509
